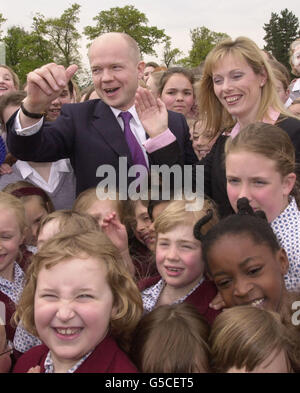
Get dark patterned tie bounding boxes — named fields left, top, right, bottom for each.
left=119, top=111, right=148, bottom=168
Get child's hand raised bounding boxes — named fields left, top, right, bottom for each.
left=101, top=212, right=135, bottom=277
left=101, top=212, right=129, bottom=253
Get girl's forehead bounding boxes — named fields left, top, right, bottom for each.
left=0, top=205, right=19, bottom=220
left=158, top=223, right=198, bottom=239
left=208, top=233, right=276, bottom=266
left=209, top=233, right=251, bottom=258
left=38, top=255, right=106, bottom=277
left=0, top=67, right=13, bottom=76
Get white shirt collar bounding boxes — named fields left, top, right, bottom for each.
left=110, top=105, right=141, bottom=127
left=292, top=78, right=300, bottom=91
left=15, top=159, right=71, bottom=179
left=15, top=161, right=33, bottom=179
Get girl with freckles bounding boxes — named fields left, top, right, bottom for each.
left=13, top=230, right=142, bottom=373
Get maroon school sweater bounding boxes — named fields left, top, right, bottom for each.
left=0, top=291, right=16, bottom=342
left=13, top=335, right=138, bottom=373
left=139, top=275, right=220, bottom=325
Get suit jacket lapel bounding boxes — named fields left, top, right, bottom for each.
left=91, top=101, right=134, bottom=166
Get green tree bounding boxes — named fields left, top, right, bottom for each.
left=84, top=5, right=168, bottom=56
left=162, top=38, right=183, bottom=67
left=4, top=26, right=31, bottom=82
left=263, top=8, right=300, bottom=72
left=0, top=13, right=7, bottom=40
left=179, top=26, right=230, bottom=68
left=33, top=3, right=82, bottom=67
left=4, top=25, right=54, bottom=85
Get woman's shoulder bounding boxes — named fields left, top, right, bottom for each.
left=277, top=115, right=300, bottom=132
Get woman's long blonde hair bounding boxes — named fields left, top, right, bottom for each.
left=197, top=36, right=298, bottom=137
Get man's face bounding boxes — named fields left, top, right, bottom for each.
left=89, top=36, right=144, bottom=111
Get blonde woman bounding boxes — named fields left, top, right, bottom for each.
left=195, top=36, right=300, bottom=217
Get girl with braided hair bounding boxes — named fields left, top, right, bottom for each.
left=194, top=198, right=300, bottom=358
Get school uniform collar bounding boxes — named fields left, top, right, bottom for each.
left=44, top=350, right=92, bottom=373
left=292, top=78, right=300, bottom=91
left=15, top=159, right=71, bottom=179
left=0, top=262, right=25, bottom=304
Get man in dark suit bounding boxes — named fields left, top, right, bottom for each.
left=6, top=32, right=197, bottom=196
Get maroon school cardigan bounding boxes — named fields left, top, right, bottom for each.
left=0, top=291, right=16, bottom=342
left=13, top=335, right=138, bottom=373
left=139, top=275, right=220, bottom=325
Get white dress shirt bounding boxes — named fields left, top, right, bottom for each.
left=15, top=159, right=72, bottom=193
left=14, top=105, right=150, bottom=166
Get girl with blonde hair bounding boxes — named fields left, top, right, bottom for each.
left=13, top=210, right=102, bottom=357
left=3, top=181, right=54, bottom=250
left=130, top=303, right=210, bottom=373
left=194, top=36, right=300, bottom=218
left=73, top=188, right=134, bottom=276
left=210, top=305, right=300, bottom=373
left=13, top=230, right=143, bottom=373
left=139, top=198, right=220, bottom=325
left=0, top=192, right=28, bottom=346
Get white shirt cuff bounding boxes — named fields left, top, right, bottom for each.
left=14, top=109, right=43, bottom=136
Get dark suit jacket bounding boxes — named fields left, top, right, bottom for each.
left=7, top=99, right=197, bottom=195
left=13, top=335, right=138, bottom=373
left=193, top=116, right=300, bottom=218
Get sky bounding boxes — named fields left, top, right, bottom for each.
left=1, top=0, right=300, bottom=66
